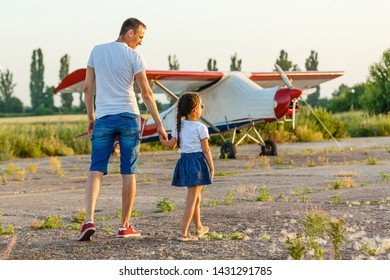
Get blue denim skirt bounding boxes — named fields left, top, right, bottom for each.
left=172, top=152, right=212, bottom=187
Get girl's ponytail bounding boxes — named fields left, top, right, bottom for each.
left=176, top=92, right=200, bottom=148
left=176, top=98, right=183, bottom=148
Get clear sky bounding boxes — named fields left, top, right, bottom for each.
left=1, top=0, right=389, bottom=107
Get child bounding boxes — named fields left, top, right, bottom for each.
left=159, top=92, right=214, bottom=241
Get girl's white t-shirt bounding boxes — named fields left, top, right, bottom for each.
left=171, top=120, right=209, bottom=153
left=87, top=41, right=147, bottom=119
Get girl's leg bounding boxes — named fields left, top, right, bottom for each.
left=181, top=186, right=202, bottom=236
left=192, top=187, right=203, bottom=232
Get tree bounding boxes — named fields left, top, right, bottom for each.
left=30, top=48, right=45, bottom=110
left=275, top=50, right=292, bottom=71
left=230, top=53, right=242, bottom=71
left=59, top=54, right=73, bottom=112
left=0, top=69, right=15, bottom=102
left=329, top=83, right=365, bottom=113
left=275, top=50, right=300, bottom=71
left=305, top=50, right=321, bottom=107
left=207, top=58, right=218, bottom=71
left=305, top=50, right=319, bottom=70
left=7, top=97, right=24, bottom=113
left=168, top=55, right=180, bottom=70
left=30, top=49, right=55, bottom=114
left=362, top=48, right=390, bottom=115
left=0, top=68, right=23, bottom=113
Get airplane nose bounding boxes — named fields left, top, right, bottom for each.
left=273, top=88, right=302, bottom=119
left=290, top=88, right=302, bottom=99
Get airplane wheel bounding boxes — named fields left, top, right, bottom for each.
left=259, top=139, right=277, bottom=156
left=220, top=142, right=236, bottom=159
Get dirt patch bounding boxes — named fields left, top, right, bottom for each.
left=0, top=137, right=389, bottom=260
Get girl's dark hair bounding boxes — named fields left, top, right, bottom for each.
left=176, top=92, right=200, bottom=148
left=119, top=18, right=146, bottom=36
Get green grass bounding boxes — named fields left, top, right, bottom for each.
left=156, top=197, right=176, bottom=213
left=31, top=214, right=64, bottom=230
left=0, top=222, right=14, bottom=235
left=335, top=111, right=390, bottom=137
left=1, top=110, right=390, bottom=159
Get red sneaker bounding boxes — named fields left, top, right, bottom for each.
left=117, top=224, right=141, bottom=238
left=78, top=222, right=96, bottom=241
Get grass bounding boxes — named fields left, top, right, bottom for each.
left=1, top=110, right=389, bottom=159
left=205, top=231, right=246, bottom=241
left=380, top=172, right=389, bottom=183
left=256, top=185, right=273, bottom=202
left=335, top=111, right=390, bottom=137
left=31, top=214, right=64, bottom=230
left=284, top=207, right=348, bottom=260
left=0, top=114, right=87, bottom=124
left=223, top=189, right=236, bottom=205
left=72, top=208, right=86, bottom=223
left=156, top=197, right=176, bottom=213
left=328, top=177, right=356, bottom=190
left=0, top=222, right=14, bottom=235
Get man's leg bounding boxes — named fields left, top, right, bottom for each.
left=85, top=171, right=104, bottom=222
left=78, top=170, right=103, bottom=241
left=120, top=174, right=136, bottom=228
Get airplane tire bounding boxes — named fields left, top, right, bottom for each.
left=220, top=142, right=236, bottom=159
left=259, top=139, right=277, bottom=156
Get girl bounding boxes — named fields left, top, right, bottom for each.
left=159, top=92, right=214, bottom=241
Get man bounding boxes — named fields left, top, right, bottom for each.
left=78, top=18, right=167, bottom=241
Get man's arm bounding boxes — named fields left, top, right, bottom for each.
left=135, top=70, right=168, bottom=140
left=84, top=66, right=96, bottom=135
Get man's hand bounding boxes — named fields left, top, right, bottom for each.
left=157, top=126, right=168, bottom=141
left=88, top=119, right=94, bottom=135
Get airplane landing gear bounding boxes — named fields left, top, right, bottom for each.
left=259, top=139, right=277, bottom=156
left=218, top=122, right=278, bottom=159
left=220, top=142, right=236, bottom=159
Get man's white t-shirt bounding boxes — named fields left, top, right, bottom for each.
left=87, top=41, right=146, bottom=119
left=171, top=120, right=209, bottom=153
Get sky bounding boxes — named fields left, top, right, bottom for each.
left=0, top=0, right=389, bottom=107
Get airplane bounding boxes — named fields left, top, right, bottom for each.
left=54, top=66, right=344, bottom=158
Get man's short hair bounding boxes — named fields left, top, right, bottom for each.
left=119, top=18, right=147, bottom=36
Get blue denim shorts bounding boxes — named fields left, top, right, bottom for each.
left=90, top=113, right=140, bottom=175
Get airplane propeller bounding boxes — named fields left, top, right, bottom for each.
left=274, top=64, right=299, bottom=129
left=274, top=64, right=293, bottom=89
left=274, top=64, right=343, bottom=149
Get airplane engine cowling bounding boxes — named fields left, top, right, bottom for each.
left=274, top=88, right=302, bottom=118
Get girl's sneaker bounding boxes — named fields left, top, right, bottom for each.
left=177, top=234, right=198, bottom=242
left=196, top=226, right=209, bottom=238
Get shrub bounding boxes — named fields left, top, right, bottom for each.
left=156, top=197, right=176, bottom=213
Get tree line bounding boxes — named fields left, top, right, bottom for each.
left=0, top=48, right=389, bottom=116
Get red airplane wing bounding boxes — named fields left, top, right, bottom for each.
left=54, top=68, right=344, bottom=94
left=54, top=68, right=224, bottom=94
left=249, top=71, right=344, bottom=89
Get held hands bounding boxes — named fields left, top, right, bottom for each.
left=158, top=132, right=168, bottom=146
left=157, top=126, right=168, bottom=141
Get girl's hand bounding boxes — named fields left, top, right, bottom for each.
left=210, top=168, right=214, bottom=180
left=158, top=134, right=166, bottom=144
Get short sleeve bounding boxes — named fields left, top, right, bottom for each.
left=87, top=47, right=95, bottom=68
left=132, top=51, right=147, bottom=75
left=197, top=123, right=209, bottom=140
